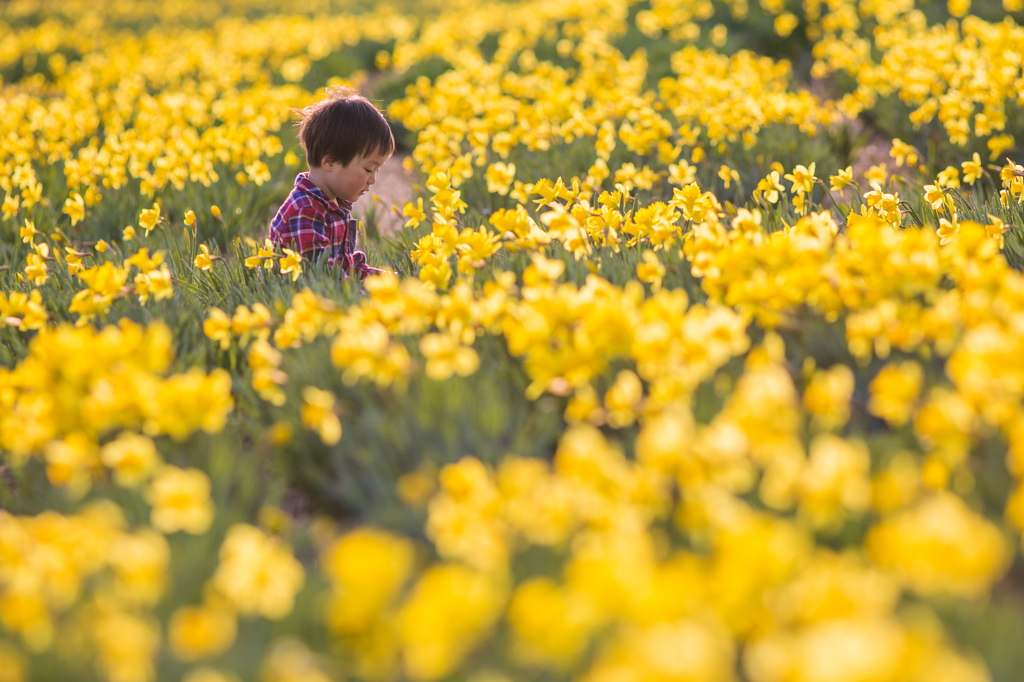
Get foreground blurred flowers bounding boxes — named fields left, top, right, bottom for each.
left=3, top=0, right=1024, bottom=681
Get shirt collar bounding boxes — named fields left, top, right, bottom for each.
left=295, top=172, right=353, bottom=213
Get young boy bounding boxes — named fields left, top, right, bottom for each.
left=270, top=85, right=394, bottom=280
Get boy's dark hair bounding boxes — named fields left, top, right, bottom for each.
left=293, top=85, right=394, bottom=168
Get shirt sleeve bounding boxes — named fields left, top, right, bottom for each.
left=270, top=204, right=330, bottom=258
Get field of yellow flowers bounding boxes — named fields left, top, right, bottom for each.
left=3, top=0, right=1024, bottom=680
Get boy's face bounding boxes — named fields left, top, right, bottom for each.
left=319, top=151, right=390, bottom=204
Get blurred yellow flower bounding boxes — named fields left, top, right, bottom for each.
left=108, top=529, right=171, bottom=607
left=397, top=564, right=505, bottom=680
left=211, top=524, right=305, bottom=620
left=866, top=493, right=1009, bottom=597
left=146, top=466, right=215, bottom=535
left=803, top=365, right=855, bottom=430
left=485, top=162, right=516, bottom=196
left=0, top=644, right=24, bottom=682
left=101, top=432, right=162, bottom=487
left=204, top=307, right=232, bottom=350
left=321, top=527, right=415, bottom=633
left=169, top=605, right=237, bottom=661
left=260, top=640, right=331, bottom=682
left=419, top=333, right=479, bottom=380
left=63, top=193, right=85, bottom=226
left=636, top=250, right=665, bottom=291
left=2, top=194, right=19, bottom=220
left=507, top=577, right=598, bottom=667
left=92, top=610, right=160, bottom=682
left=300, top=386, right=342, bottom=445
left=867, top=361, right=922, bottom=427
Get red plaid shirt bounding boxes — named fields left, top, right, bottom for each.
left=269, top=173, right=382, bottom=280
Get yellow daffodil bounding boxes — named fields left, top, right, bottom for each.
left=195, top=244, right=214, bottom=271
left=63, top=193, right=85, bottom=226
left=25, top=243, right=49, bottom=285
left=784, top=163, right=816, bottom=195
left=139, top=204, right=162, bottom=236
left=755, top=171, right=784, bottom=204
left=961, top=153, right=983, bottom=185
left=64, top=247, right=88, bottom=276
left=403, top=198, right=426, bottom=228
left=19, top=220, right=38, bottom=244
left=278, top=248, right=302, bottom=281
left=829, top=166, right=855, bottom=198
